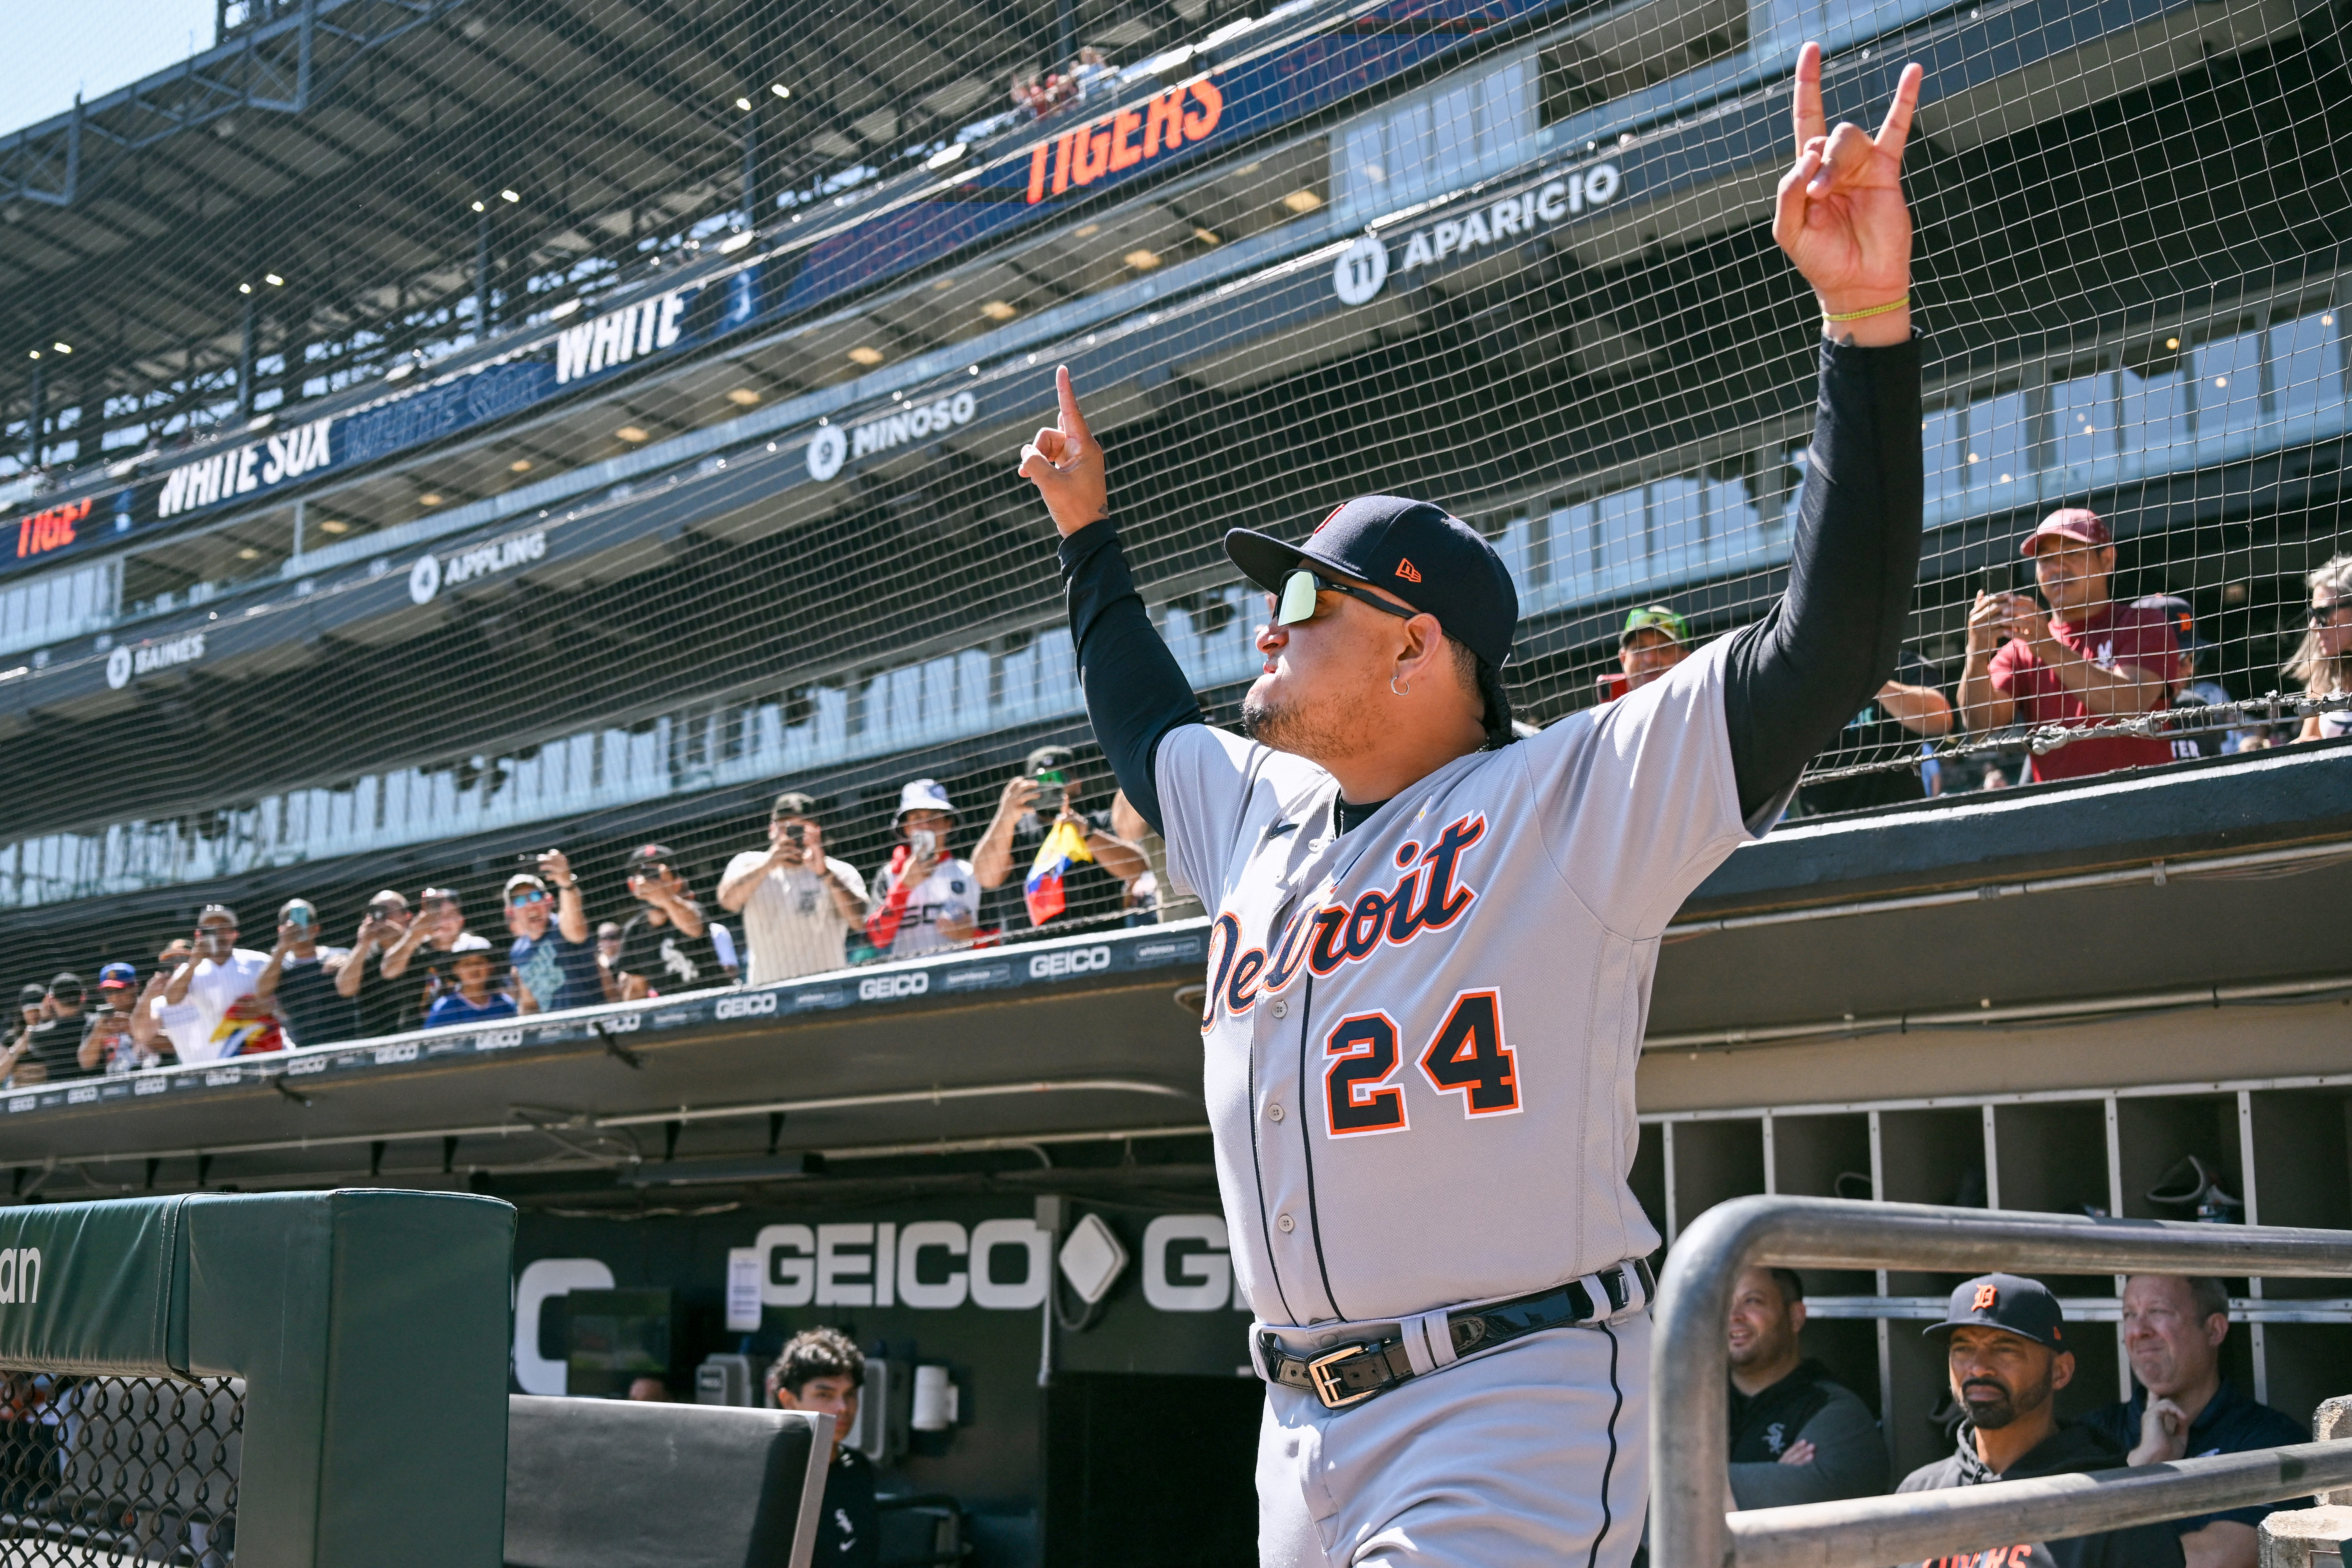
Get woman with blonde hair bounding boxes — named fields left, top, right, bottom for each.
left=2288, top=552, right=2352, bottom=741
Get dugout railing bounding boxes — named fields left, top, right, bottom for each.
left=1650, top=1195, right=2352, bottom=1568
left=0, top=1190, right=512, bottom=1567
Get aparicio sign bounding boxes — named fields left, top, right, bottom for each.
left=1331, top=160, right=1626, bottom=304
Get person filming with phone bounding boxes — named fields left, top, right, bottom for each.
left=507, top=849, right=601, bottom=1013
left=718, top=792, right=872, bottom=983
left=973, top=745, right=1147, bottom=935
left=254, top=897, right=358, bottom=1049
left=864, top=779, right=980, bottom=959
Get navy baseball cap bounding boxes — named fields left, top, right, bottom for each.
left=1225, top=495, right=1520, bottom=668
left=97, top=963, right=137, bottom=990
left=1925, top=1273, right=2066, bottom=1348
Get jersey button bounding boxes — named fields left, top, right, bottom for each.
left=1268, top=1103, right=1284, bottom=1123
left=1276, top=1213, right=1295, bottom=1233
left=1270, top=999, right=1288, bottom=1019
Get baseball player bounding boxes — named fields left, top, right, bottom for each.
left=1017, top=44, right=1925, bottom=1568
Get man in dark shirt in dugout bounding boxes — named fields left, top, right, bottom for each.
left=772, top=1328, right=878, bottom=1568
left=1725, top=1266, right=1887, bottom=1507
left=1897, top=1274, right=2184, bottom=1568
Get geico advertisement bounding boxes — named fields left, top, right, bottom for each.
left=739, top=1213, right=1247, bottom=1313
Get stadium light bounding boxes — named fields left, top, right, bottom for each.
left=51, top=343, right=70, bottom=354
left=24, top=350, right=36, bottom=360
left=926, top=142, right=967, bottom=170
left=770, top=83, right=790, bottom=98
left=847, top=346, right=884, bottom=366
left=419, top=493, right=442, bottom=506
left=735, top=96, right=752, bottom=111
left=471, top=200, right=486, bottom=212
left=240, top=283, right=253, bottom=294
left=265, top=273, right=284, bottom=286
left=501, top=189, right=519, bottom=203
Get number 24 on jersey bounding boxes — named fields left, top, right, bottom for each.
left=1325, top=989, right=1518, bottom=1136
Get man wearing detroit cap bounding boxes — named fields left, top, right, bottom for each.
left=1959, top=507, right=2178, bottom=783
left=1896, top=1274, right=2184, bottom=1568
left=1018, top=43, right=1930, bottom=1567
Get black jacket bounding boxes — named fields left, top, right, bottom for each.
left=1728, top=1359, right=1889, bottom=1507
left=1896, top=1421, right=2188, bottom=1568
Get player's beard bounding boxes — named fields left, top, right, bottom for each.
left=1240, top=675, right=1383, bottom=768
left=1958, top=1367, right=2050, bottom=1430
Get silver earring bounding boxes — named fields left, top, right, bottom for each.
left=1391, top=674, right=1410, bottom=697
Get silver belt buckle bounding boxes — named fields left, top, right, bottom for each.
left=1307, top=1343, right=1382, bottom=1410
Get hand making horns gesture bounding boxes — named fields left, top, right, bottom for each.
left=1017, top=364, right=1111, bottom=539
left=1774, top=42, right=1924, bottom=345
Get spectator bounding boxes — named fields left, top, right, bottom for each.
left=424, top=949, right=518, bottom=1029
left=2288, top=552, right=2352, bottom=742
left=2081, top=1274, right=2305, bottom=1568
left=717, top=792, right=871, bottom=984
left=1112, top=789, right=1206, bottom=923
left=596, top=921, right=626, bottom=1004
left=1724, top=1266, right=1887, bottom=1508
left=1896, top=1273, right=2183, bottom=1568
left=127, top=940, right=190, bottom=1062
left=864, top=780, right=980, bottom=959
left=380, top=886, right=493, bottom=1026
left=0, top=985, right=49, bottom=1086
left=1958, top=509, right=2178, bottom=782
left=613, top=844, right=725, bottom=998
left=337, top=891, right=418, bottom=1038
left=973, top=747, right=1146, bottom=936
left=1795, top=650, right=1955, bottom=814
left=255, top=898, right=358, bottom=1049
left=160, top=906, right=281, bottom=1061
left=1068, top=44, right=1115, bottom=100
left=626, top=1377, right=671, bottom=1402
left=506, top=851, right=600, bottom=1013
left=1616, top=606, right=1690, bottom=696
left=76, top=964, right=154, bottom=1075
left=2133, top=596, right=2241, bottom=760
left=15, top=975, right=90, bottom=1085
left=771, top=1328, right=877, bottom=1568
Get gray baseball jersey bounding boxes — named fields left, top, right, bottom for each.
left=1157, top=636, right=1751, bottom=1330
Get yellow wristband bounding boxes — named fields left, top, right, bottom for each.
left=1821, top=295, right=1910, bottom=324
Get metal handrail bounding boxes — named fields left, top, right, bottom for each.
left=1651, top=1195, right=2352, bottom=1568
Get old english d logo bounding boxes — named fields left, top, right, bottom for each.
left=1395, top=558, right=1422, bottom=583
left=1972, top=1284, right=1999, bottom=1312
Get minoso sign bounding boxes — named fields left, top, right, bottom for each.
left=806, top=391, right=977, bottom=481
left=1332, top=161, right=1626, bottom=304
left=155, top=416, right=335, bottom=520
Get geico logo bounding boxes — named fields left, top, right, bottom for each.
left=745, top=1214, right=1241, bottom=1313
left=847, top=392, right=977, bottom=462
left=13, top=496, right=92, bottom=560
left=715, top=992, right=781, bottom=1020
left=6, top=1097, right=32, bottom=1113
left=1026, top=76, right=1224, bottom=202
left=285, top=1055, right=327, bottom=1076
left=66, top=1085, right=98, bottom=1105
left=857, top=971, right=931, bottom=1001
left=203, top=1069, right=242, bottom=1087
left=1391, top=163, right=1624, bottom=279
left=374, top=1041, right=419, bottom=1065
left=156, top=416, right=334, bottom=519
left=1028, top=945, right=1112, bottom=980
left=0, top=1247, right=42, bottom=1305
left=133, top=1076, right=168, bottom=1095
left=475, top=1029, right=524, bottom=1051
left=599, top=1013, right=643, bottom=1033
left=554, top=289, right=690, bottom=385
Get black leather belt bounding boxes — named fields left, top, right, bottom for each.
left=1258, top=1259, right=1655, bottom=1412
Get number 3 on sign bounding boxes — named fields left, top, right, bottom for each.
left=1323, top=990, right=1519, bottom=1136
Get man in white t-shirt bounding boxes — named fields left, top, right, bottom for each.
left=864, top=779, right=980, bottom=959
left=717, top=792, right=871, bottom=983
left=158, top=904, right=277, bottom=1063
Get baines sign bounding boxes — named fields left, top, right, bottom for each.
left=155, top=416, right=337, bottom=520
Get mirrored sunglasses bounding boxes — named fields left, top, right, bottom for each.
left=1275, top=568, right=1416, bottom=629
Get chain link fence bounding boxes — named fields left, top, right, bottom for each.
left=0, top=1373, right=239, bottom=1565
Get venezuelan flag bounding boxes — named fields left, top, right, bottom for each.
left=1024, top=818, right=1094, bottom=927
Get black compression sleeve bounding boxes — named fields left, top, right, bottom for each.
left=1058, top=520, right=1205, bottom=836
left=1722, top=333, right=1925, bottom=827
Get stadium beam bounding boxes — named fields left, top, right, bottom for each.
left=1651, top=1195, right=2352, bottom=1568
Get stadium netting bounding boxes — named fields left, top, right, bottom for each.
left=0, top=0, right=2342, bottom=986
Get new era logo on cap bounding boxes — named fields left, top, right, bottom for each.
left=1224, top=494, right=1520, bottom=668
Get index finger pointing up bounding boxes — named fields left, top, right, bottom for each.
left=1875, top=61, right=1924, bottom=160
left=1792, top=41, right=1827, bottom=154
left=1055, top=364, right=1094, bottom=445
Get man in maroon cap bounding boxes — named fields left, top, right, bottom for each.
left=1958, top=507, right=2177, bottom=782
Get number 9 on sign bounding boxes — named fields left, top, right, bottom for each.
left=1332, top=235, right=1389, bottom=306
